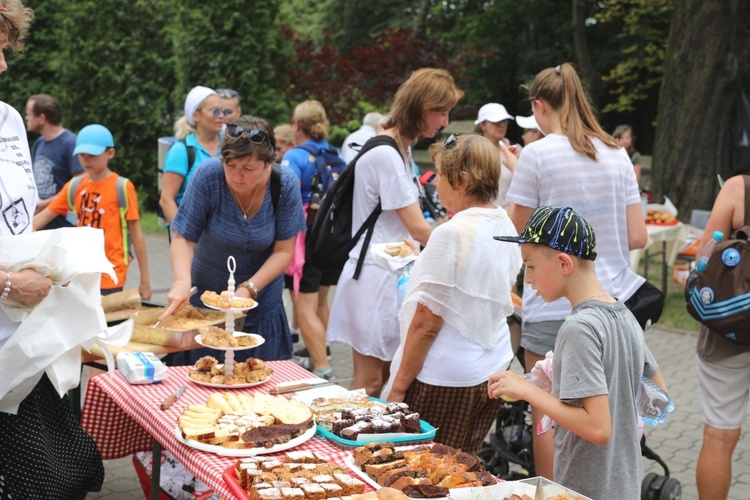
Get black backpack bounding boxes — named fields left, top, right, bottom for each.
left=307, top=136, right=400, bottom=280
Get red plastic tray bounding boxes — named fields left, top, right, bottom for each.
left=222, top=465, right=249, bottom=500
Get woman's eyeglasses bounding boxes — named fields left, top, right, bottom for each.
left=210, top=107, right=232, bottom=118
left=226, top=124, right=270, bottom=145
left=444, top=134, right=458, bottom=149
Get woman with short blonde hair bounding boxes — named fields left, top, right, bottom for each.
left=382, top=134, right=522, bottom=453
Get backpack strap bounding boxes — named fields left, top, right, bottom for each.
left=271, top=163, right=281, bottom=211
left=180, top=138, right=198, bottom=176
left=115, top=176, right=133, bottom=266
left=66, top=175, right=85, bottom=213
left=295, top=143, right=326, bottom=178
left=347, top=135, right=401, bottom=280
left=743, top=175, right=750, bottom=226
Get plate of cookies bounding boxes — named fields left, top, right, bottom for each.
left=194, top=326, right=264, bottom=351
left=187, top=356, right=273, bottom=388
left=201, top=290, right=258, bottom=312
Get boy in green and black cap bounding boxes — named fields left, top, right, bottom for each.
left=490, top=206, right=666, bottom=500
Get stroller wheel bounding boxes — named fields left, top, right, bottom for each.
left=641, top=472, right=660, bottom=500
left=658, top=478, right=681, bottom=500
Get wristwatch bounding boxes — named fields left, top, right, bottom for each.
left=238, top=280, right=258, bottom=300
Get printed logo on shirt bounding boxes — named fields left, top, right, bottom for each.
left=76, top=188, right=107, bottom=228
left=2, top=198, right=30, bottom=234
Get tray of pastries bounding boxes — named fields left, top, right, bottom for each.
left=128, top=306, right=246, bottom=347
left=187, top=356, right=273, bottom=388
left=346, top=442, right=497, bottom=498
left=646, top=209, right=679, bottom=225
left=299, top=391, right=436, bottom=447
left=224, top=451, right=369, bottom=499
left=175, top=392, right=315, bottom=457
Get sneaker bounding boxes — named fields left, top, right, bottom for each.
left=313, top=368, right=335, bottom=381
left=294, top=346, right=332, bottom=360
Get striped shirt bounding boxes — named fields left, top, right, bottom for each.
left=507, top=133, right=645, bottom=323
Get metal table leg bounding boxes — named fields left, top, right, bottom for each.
left=151, top=438, right=162, bottom=500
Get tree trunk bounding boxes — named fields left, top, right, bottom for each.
left=414, top=0, right=431, bottom=39
left=571, top=0, right=599, bottom=99
left=653, top=0, right=750, bottom=214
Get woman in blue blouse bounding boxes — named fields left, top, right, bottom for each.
left=163, top=116, right=306, bottom=362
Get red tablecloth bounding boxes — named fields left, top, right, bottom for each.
left=80, top=361, right=363, bottom=499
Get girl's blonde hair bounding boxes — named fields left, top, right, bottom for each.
left=429, top=134, right=500, bottom=203
left=385, top=68, right=464, bottom=138
left=0, top=0, right=34, bottom=53
left=273, top=123, right=295, bottom=147
left=529, top=63, right=617, bottom=160
left=293, top=100, right=329, bottom=141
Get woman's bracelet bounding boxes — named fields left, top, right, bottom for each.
left=0, top=272, right=11, bottom=301
left=237, top=280, right=258, bottom=300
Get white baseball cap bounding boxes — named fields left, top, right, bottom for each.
left=474, top=103, right=514, bottom=125
left=516, top=115, right=543, bottom=133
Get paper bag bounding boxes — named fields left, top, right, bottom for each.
left=0, top=227, right=120, bottom=414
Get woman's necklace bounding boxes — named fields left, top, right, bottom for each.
left=232, top=182, right=261, bottom=220
left=395, top=129, right=412, bottom=167
left=580, top=292, right=610, bottom=303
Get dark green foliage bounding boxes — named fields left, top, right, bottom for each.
left=54, top=0, right=177, bottom=208
left=171, top=0, right=289, bottom=124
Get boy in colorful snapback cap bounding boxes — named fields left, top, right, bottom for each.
left=33, top=124, right=151, bottom=299
left=489, top=206, right=665, bottom=500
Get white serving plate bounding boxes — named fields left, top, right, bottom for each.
left=194, top=333, right=265, bottom=351
left=184, top=366, right=271, bottom=389
left=202, top=300, right=258, bottom=313
left=174, top=423, right=315, bottom=457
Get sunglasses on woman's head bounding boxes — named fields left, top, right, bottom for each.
left=226, top=124, right=270, bottom=145
left=217, top=88, right=239, bottom=99
left=444, top=134, right=458, bottom=149
left=210, top=107, right=232, bottom=118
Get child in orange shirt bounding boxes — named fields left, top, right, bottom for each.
left=33, top=124, right=151, bottom=298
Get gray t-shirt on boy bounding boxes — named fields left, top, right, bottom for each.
left=552, top=300, right=658, bottom=500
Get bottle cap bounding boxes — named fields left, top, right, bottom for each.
left=712, top=230, right=724, bottom=240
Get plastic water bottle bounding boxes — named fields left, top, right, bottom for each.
left=695, top=230, right=724, bottom=272
left=685, top=230, right=724, bottom=299
left=636, top=376, right=675, bottom=426
left=500, top=372, right=551, bottom=402
left=396, top=262, right=412, bottom=310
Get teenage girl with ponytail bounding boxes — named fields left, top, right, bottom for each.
left=505, top=63, right=648, bottom=479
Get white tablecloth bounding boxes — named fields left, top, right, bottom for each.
left=630, top=223, right=687, bottom=271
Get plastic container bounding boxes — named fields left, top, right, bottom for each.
left=636, top=376, right=675, bottom=426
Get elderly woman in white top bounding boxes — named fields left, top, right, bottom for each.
left=382, top=134, right=522, bottom=454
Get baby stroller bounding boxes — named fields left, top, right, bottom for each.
left=478, top=295, right=682, bottom=500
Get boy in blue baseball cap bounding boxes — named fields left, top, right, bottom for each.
left=489, top=206, right=666, bottom=500
left=34, top=124, right=151, bottom=299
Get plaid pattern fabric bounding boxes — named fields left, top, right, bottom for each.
left=80, top=362, right=361, bottom=499
left=404, top=379, right=502, bottom=454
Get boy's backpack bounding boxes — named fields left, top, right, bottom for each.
left=296, top=143, right=347, bottom=205
left=685, top=175, right=750, bottom=343
left=156, top=138, right=196, bottom=226
left=307, top=136, right=401, bottom=280
left=67, top=175, right=135, bottom=265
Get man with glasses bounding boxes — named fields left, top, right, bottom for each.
left=217, top=88, right=242, bottom=123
